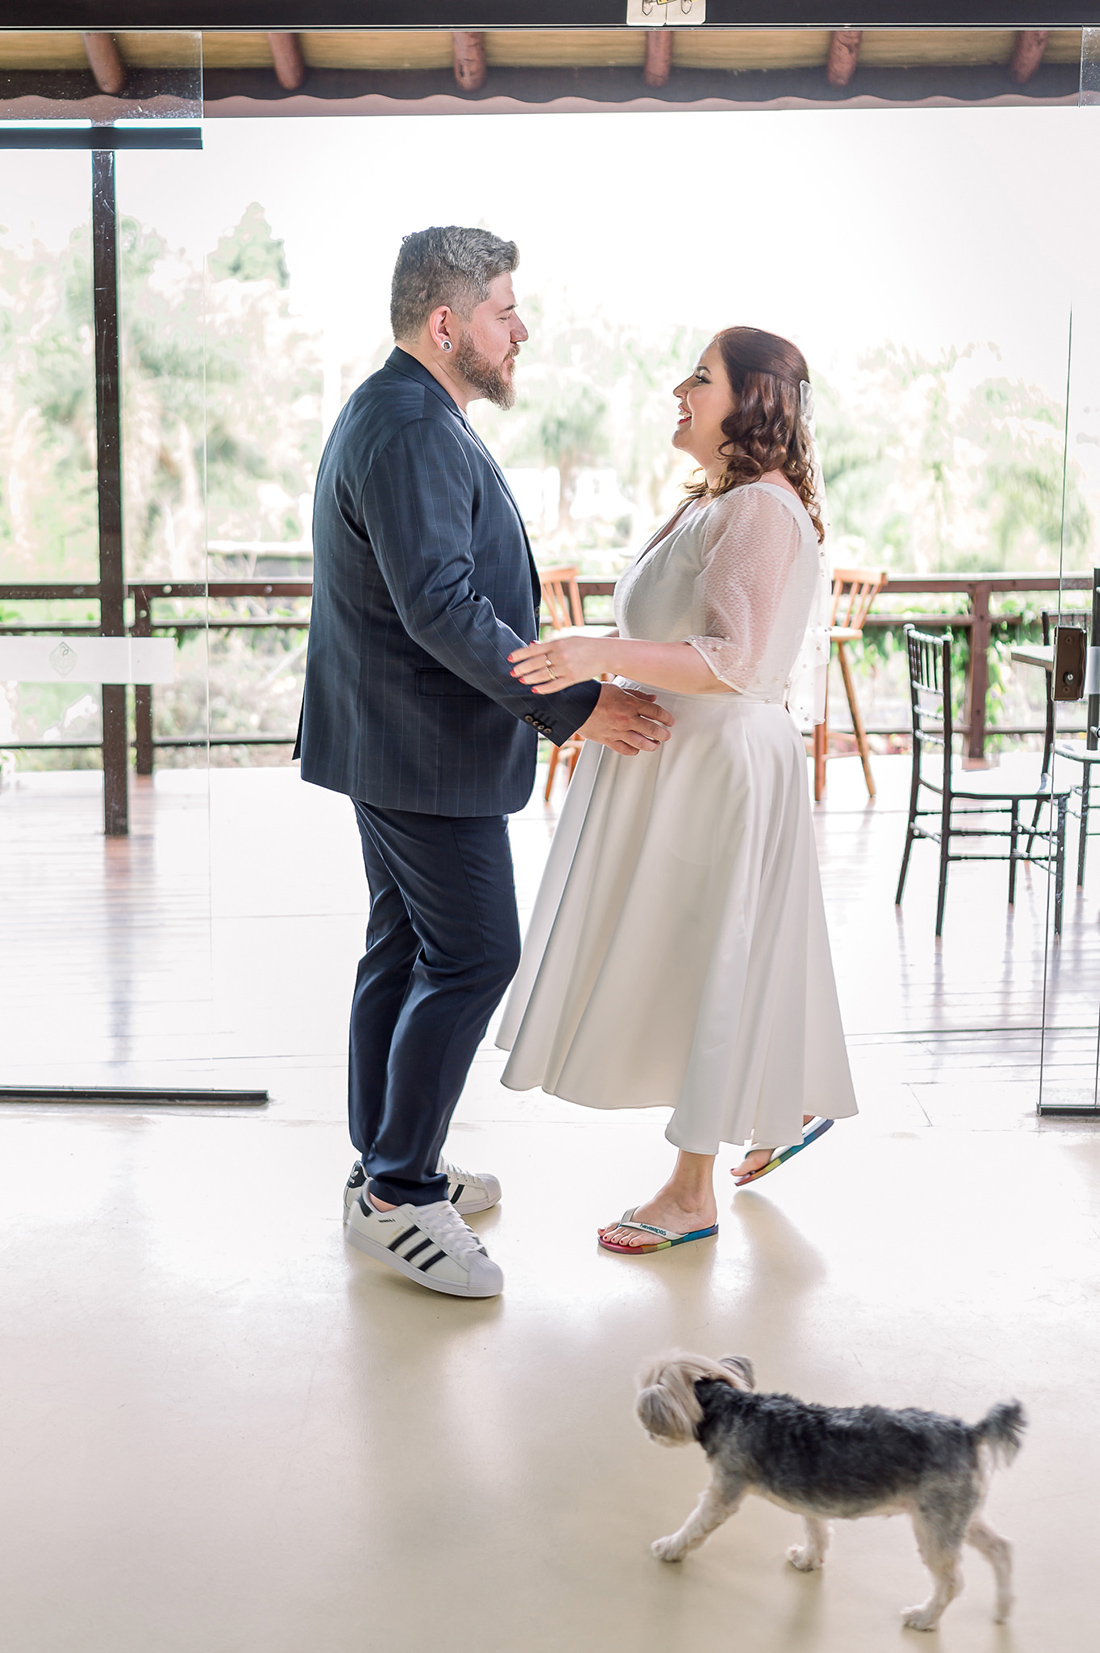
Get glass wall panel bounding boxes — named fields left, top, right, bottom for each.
left=1037, top=28, right=1100, bottom=1115
left=0, top=34, right=215, bottom=1099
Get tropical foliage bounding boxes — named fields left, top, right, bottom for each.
left=0, top=205, right=1091, bottom=767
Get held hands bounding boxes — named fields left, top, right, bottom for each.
left=508, top=631, right=673, bottom=756
left=576, top=684, right=674, bottom=757
left=509, top=635, right=609, bottom=692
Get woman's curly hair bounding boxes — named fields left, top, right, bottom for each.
left=685, top=326, right=825, bottom=545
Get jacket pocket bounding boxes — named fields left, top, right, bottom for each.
left=414, top=666, right=483, bottom=699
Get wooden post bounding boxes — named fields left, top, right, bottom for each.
left=644, top=32, right=673, bottom=88
left=81, top=33, right=126, bottom=96
left=964, top=580, right=993, bottom=767
left=826, top=30, right=863, bottom=88
left=1009, top=30, right=1049, bottom=85
left=267, top=32, right=306, bottom=92
left=92, top=147, right=128, bottom=836
left=131, top=585, right=154, bottom=776
left=452, top=32, right=487, bottom=94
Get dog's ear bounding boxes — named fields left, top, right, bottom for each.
left=719, top=1355, right=755, bottom=1391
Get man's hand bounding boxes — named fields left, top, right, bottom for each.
left=574, top=684, right=673, bottom=756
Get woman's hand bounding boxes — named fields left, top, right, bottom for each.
left=509, top=634, right=610, bottom=693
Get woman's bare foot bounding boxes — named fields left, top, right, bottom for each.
left=599, top=1151, right=718, bottom=1250
left=731, top=1116, right=815, bottom=1183
left=599, top=1190, right=718, bottom=1250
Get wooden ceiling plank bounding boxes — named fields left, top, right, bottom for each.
left=644, top=31, right=672, bottom=89
left=81, top=32, right=126, bottom=95
left=672, top=30, right=830, bottom=71
left=267, top=31, right=306, bottom=90
left=826, top=29, right=863, bottom=88
left=1010, top=30, right=1050, bottom=83
left=452, top=31, right=487, bottom=93
left=1045, top=29, right=1084, bottom=64
left=298, top=31, right=452, bottom=70
left=110, top=32, right=200, bottom=69
left=483, top=30, right=644, bottom=68
left=0, top=31, right=88, bottom=70
left=194, top=33, right=273, bottom=70
left=859, top=29, right=1018, bottom=68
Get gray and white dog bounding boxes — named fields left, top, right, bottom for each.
left=637, top=1352, right=1025, bottom=1632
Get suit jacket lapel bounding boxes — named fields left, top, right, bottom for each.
left=386, top=348, right=541, bottom=609
left=459, top=418, right=541, bottom=600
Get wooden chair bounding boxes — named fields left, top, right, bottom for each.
left=813, top=566, right=887, bottom=802
left=895, top=627, right=1068, bottom=937
left=1040, top=591, right=1100, bottom=887
left=538, top=564, right=585, bottom=637
left=1022, top=609, right=1089, bottom=870
left=538, top=565, right=587, bottom=802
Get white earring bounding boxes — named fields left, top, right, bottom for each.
left=441, top=341, right=452, bottom=353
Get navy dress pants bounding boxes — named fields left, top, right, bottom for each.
left=349, top=802, right=521, bottom=1208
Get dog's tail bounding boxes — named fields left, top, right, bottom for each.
left=974, top=1401, right=1026, bottom=1468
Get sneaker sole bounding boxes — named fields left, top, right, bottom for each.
left=344, top=1223, right=502, bottom=1299
left=343, top=1191, right=499, bottom=1220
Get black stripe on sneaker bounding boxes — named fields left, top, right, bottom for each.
left=449, top=1183, right=465, bottom=1205
left=418, top=1249, right=448, bottom=1272
left=402, top=1237, right=434, bottom=1263
left=387, top=1226, right=420, bottom=1253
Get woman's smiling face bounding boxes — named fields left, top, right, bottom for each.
left=672, top=342, right=736, bottom=478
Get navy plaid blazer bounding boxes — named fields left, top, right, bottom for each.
left=298, top=349, right=600, bottom=816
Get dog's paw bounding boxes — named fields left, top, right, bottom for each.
left=786, top=1545, right=823, bottom=1572
left=651, top=1535, right=686, bottom=1563
left=901, top=1606, right=940, bottom=1632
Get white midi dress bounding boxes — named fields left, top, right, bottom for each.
left=496, top=481, right=858, bottom=1155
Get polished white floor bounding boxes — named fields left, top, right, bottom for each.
left=1, top=757, right=1097, bottom=1650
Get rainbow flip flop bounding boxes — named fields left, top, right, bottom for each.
left=598, top=1207, right=719, bottom=1255
left=733, top=1117, right=835, bottom=1188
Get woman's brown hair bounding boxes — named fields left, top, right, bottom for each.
left=686, top=326, right=824, bottom=544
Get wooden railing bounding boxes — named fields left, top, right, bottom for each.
left=0, top=572, right=1093, bottom=821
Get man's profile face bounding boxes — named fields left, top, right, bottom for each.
left=453, top=274, right=529, bottom=409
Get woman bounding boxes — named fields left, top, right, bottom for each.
left=496, top=326, right=857, bottom=1254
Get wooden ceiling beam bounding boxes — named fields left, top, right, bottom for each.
left=452, top=31, right=487, bottom=93
left=267, top=31, right=306, bottom=91
left=826, top=29, right=863, bottom=88
left=1009, top=29, right=1050, bottom=84
left=80, top=32, right=126, bottom=96
left=643, top=32, right=672, bottom=89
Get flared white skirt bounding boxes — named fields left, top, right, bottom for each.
left=497, top=690, right=857, bottom=1153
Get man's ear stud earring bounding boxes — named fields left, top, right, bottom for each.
left=441, top=341, right=452, bottom=352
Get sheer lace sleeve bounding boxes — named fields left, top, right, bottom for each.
left=685, top=489, right=805, bottom=695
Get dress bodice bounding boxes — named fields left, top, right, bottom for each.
left=613, top=481, right=821, bottom=704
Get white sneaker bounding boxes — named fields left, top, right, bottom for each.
left=345, top=1193, right=504, bottom=1299
left=342, top=1154, right=501, bottom=1220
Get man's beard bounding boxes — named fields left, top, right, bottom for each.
left=453, top=333, right=518, bottom=410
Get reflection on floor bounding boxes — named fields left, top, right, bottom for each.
left=0, top=755, right=1097, bottom=1649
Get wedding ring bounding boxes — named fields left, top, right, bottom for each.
left=545, top=658, right=556, bottom=679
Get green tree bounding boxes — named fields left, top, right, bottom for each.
left=815, top=345, right=1090, bottom=573
left=208, top=201, right=290, bottom=288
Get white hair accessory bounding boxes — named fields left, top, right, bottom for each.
left=799, top=379, right=815, bottom=423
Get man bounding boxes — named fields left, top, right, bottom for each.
left=299, top=226, right=672, bottom=1298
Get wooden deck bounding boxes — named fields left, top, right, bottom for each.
left=1, top=752, right=1098, bottom=1123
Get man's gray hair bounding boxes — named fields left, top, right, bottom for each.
left=390, top=225, right=519, bottom=342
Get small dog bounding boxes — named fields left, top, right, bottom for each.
left=637, top=1351, right=1025, bottom=1632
